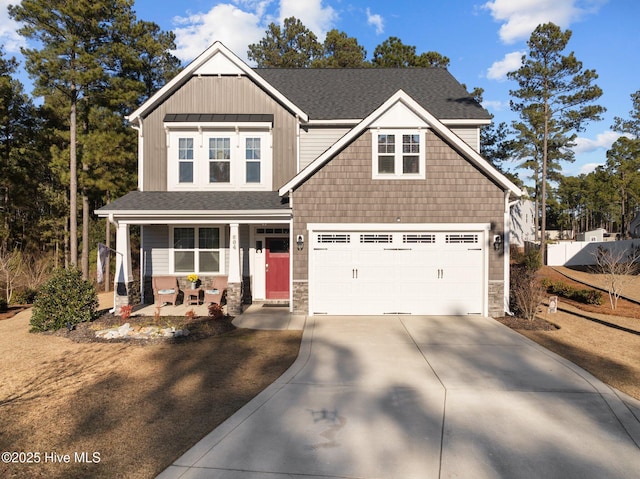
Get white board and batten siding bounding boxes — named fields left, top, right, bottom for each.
left=308, top=224, right=489, bottom=316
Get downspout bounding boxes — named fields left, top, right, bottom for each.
left=130, top=118, right=143, bottom=191
left=296, top=116, right=301, bottom=173
left=504, top=191, right=520, bottom=315
left=289, top=189, right=294, bottom=313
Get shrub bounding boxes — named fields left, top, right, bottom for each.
left=523, top=248, right=542, bottom=271
left=208, top=303, right=224, bottom=320
left=120, top=304, right=133, bottom=321
left=541, top=278, right=603, bottom=306
left=510, top=264, right=545, bottom=321
left=0, top=298, right=7, bottom=313
left=13, top=288, right=38, bottom=305
left=574, top=289, right=604, bottom=306
left=30, top=268, right=99, bottom=332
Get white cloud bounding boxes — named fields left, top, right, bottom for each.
left=573, top=130, right=623, bottom=154
left=579, top=162, right=603, bottom=174
left=366, top=8, right=384, bottom=34
left=482, top=0, right=606, bottom=44
left=173, top=0, right=338, bottom=63
left=486, top=51, right=524, bottom=80
left=279, top=0, right=337, bottom=38
left=482, top=100, right=509, bottom=112
left=0, top=0, right=26, bottom=53
left=173, top=4, right=264, bottom=63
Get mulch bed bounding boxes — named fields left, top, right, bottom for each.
left=495, top=315, right=559, bottom=331
left=47, top=311, right=237, bottom=344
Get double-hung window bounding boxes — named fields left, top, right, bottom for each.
left=167, top=129, right=271, bottom=190
left=178, top=138, right=194, bottom=183
left=245, top=137, right=261, bottom=183
left=172, top=227, right=222, bottom=274
left=372, top=130, right=425, bottom=179
left=209, top=137, right=231, bottom=183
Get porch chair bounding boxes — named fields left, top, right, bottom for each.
left=204, top=275, right=228, bottom=305
left=152, top=276, right=180, bottom=306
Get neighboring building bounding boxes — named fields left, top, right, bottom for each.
left=509, top=188, right=535, bottom=247
left=576, top=228, right=606, bottom=242
left=97, top=42, right=521, bottom=318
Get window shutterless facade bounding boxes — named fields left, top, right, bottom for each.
left=371, top=130, right=425, bottom=179
left=178, top=138, right=194, bottom=183
left=171, top=227, right=224, bottom=274
left=167, top=129, right=271, bottom=190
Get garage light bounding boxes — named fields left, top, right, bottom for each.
left=296, top=234, right=304, bottom=251
left=493, top=234, right=503, bottom=251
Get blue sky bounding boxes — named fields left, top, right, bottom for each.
left=1, top=0, right=638, bottom=179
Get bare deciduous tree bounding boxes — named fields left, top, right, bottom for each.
left=0, top=248, right=23, bottom=303
left=592, top=245, right=640, bottom=310
left=510, top=264, right=546, bottom=321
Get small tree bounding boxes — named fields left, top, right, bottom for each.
left=592, top=245, right=640, bottom=310
left=0, top=247, right=23, bottom=303
left=510, top=249, right=545, bottom=320
left=30, top=267, right=98, bottom=331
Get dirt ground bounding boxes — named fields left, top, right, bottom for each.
left=0, top=298, right=302, bottom=479
left=1, top=267, right=639, bottom=478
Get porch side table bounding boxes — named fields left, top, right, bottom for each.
left=185, top=288, right=201, bottom=306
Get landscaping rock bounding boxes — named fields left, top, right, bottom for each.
left=94, top=323, right=190, bottom=340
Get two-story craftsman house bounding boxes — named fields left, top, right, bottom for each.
left=97, top=42, right=521, bottom=317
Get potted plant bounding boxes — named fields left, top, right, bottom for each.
left=187, top=274, right=199, bottom=289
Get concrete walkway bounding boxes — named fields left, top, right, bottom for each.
left=157, top=314, right=640, bottom=479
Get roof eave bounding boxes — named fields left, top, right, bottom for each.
left=279, top=90, right=521, bottom=198
left=127, top=42, right=308, bottom=124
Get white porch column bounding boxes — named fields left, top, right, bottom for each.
left=114, top=221, right=133, bottom=312
left=228, top=223, right=241, bottom=283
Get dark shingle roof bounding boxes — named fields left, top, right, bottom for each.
left=254, top=68, right=490, bottom=121
left=97, top=191, right=290, bottom=213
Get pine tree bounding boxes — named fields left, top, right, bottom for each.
left=10, top=0, right=180, bottom=278
left=508, top=23, right=604, bottom=254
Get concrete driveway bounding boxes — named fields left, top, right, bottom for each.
left=158, top=314, right=640, bottom=479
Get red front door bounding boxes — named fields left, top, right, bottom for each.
left=266, top=238, right=290, bottom=299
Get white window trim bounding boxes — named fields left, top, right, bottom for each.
left=166, top=128, right=272, bottom=191
left=169, top=226, right=226, bottom=275
left=371, top=129, right=426, bottom=180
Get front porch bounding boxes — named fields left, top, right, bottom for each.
left=96, top=191, right=293, bottom=316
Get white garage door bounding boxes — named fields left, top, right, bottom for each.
left=310, top=231, right=485, bottom=315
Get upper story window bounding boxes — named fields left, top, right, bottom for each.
left=245, top=137, right=261, bottom=183
left=372, top=129, right=425, bottom=180
left=178, top=138, right=194, bottom=183
left=209, top=137, right=231, bottom=183
left=165, top=114, right=273, bottom=191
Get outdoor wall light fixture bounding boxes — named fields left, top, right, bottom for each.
left=493, top=234, right=503, bottom=251
left=296, top=234, right=304, bottom=251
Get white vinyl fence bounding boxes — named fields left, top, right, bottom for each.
left=547, top=239, right=639, bottom=266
